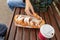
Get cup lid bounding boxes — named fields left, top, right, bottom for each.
left=40, top=24, right=55, bottom=38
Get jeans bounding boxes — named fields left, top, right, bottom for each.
left=0, top=37, right=4, bottom=40
left=7, top=0, right=25, bottom=11
left=0, top=24, right=7, bottom=37
left=0, top=24, right=7, bottom=40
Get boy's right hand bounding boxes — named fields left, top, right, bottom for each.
left=25, top=0, right=40, bottom=19
left=25, top=6, right=33, bottom=16
left=25, top=0, right=34, bottom=16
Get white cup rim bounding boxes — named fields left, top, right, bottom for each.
left=40, top=24, right=55, bottom=38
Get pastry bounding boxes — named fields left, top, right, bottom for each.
left=14, top=15, right=45, bottom=28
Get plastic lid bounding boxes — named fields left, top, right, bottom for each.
left=40, top=24, right=55, bottom=38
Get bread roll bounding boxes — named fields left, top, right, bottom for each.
left=14, top=15, right=27, bottom=26
left=30, top=21, right=35, bottom=28
left=29, top=18, right=41, bottom=28
left=24, top=16, right=31, bottom=25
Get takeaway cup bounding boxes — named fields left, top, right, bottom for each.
left=38, top=24, right=55, bottom=40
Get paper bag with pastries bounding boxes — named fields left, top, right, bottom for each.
left=14, top=14, right=45, bottom=28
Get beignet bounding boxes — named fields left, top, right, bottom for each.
left=14, top=15, right=45, bottom=28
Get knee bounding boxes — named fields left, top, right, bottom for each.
left=7, top=1, right=15, bottom=11
left=7, top=1, right=13, bottom=6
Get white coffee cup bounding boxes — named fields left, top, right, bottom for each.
left=40, top=24, right=55, bottom=38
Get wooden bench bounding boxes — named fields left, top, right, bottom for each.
left=55, top=2, right=60, bottom=11
left=5, top=4, right=60, bottom=40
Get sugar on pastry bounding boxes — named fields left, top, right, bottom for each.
left=14, top=15, right=27, bottom=26
left=24, top=16, right=31, bottom=25
left=29, top=18, right=42, bottom=28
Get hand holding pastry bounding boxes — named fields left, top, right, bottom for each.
left=33, top=12, right=42, bottom=20
left=25, top=0, right=35, bottom=16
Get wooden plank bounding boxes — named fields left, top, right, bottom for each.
left=46, top=8, right=56, bottom=40
left=48, top=6, right=60, bottom=40
left=15, top=28, right=23, bottom=40
left=49, top=5, right=60, bottom=40
left=36, top=12, right=45, bottom=40
left=5, top=8, right=16, bottom=40
left=35, top=12, right=45, bottom=40
left=44, top=11, right=50, bottom=40
left=20, top=8, right=25, bottom=14
left=44, top=12, right=51, bottom=24
left=51, top=4, right=60, bottom=31
left=36, top=29, right=40, bottom=40
left=55, top=2, right=60, bottom=11
left=50, top=35, right=56, bottom=40
left=30, top=29, right=36, bottom=40
left=8, top=22, right=17, bottom=40
left=15, top=8, right=20, bottom=15
left=39, top=12, right=45, bottom=20
left=22, top=28, right=30, bottom=40
left=39, top=7, right=56, bottom=40
left=36, top=12, right=50, bottom=40
left=16, top=8, right=30, bottom=40
left=8, top=8, right=20, bottom=40
left=48, top=7, right=57, bottom=40
left=43, top=11, right=51, bottom=40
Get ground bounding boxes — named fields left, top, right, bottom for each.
left=0, top=0, right=13, bottom=27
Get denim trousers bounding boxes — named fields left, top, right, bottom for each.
left=7, top=0, right=25, bottom=10
left=0, top=24, right=7, bottom=40
left=0, top=24, right=7, bottom=36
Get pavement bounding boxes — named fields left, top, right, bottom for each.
left=0, top=0, right=13, bottom=27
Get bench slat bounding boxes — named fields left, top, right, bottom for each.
left=48, top=7, right=60, bottom=40
left=43, top=10, right=56, bottom=40
left=15, top=28, right=23, bottom=40
left=30, top=29, right=36, bottom=40
left=40, top=12, right=45, bottom=20
left=55, top=2, right=60, bottom=11
left=23, top=28, right=30, bottom=40
left=51, top=4, right=60, bottom=31
left=44, top=12, right=50, bottom=24
left=36, top=29, right=40, bottom=40
left=5, top=8, right=16, bottom=40
left=46, top=7, right=56, bottom=40
left=8, top=8, right=20, bottom=40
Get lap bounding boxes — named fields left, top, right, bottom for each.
left=7, top=0, right=25, bottom=7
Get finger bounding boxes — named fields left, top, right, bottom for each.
left=29, top=1, right=35, bottom=14
left=25, top=9, right=33, bottom=16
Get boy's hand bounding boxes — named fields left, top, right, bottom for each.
left=25, top=0, right=34, bottom=16
left=25, top=5, right=33, bottom=16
